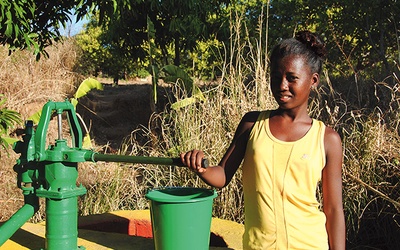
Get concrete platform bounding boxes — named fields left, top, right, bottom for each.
left=1, top=210, right=244, bottom=249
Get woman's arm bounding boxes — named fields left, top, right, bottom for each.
left=180, top=111, right=259, bottom=188
left=323, top=127, right=346, bottom=250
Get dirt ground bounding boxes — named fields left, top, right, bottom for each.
left=76, top=79, right=170, bottom=151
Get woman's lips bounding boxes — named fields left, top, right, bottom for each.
left=277, top=94, right=292, bottom=102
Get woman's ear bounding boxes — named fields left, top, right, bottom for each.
left=311, top=73, right=319, bottom=88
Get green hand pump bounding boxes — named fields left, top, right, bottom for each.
left=0, top=100, right=207, bottom=249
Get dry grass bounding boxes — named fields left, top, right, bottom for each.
left=0, top=40, right=84, bottom=118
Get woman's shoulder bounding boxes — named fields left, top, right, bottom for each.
left=242, top=110, right=274, bottom=120
left=315, top=121, right=342, bottom=156
left=242, top=110, right=262, bottom=121
left=324, top=126, right=342, bottom=144
left=236, top=111, right=263, bottom=133
left=312, top=119, right=341, bottom=143
left=311, top=118, right=338, bottom=136
left=241, top=110, right=276, bottom=125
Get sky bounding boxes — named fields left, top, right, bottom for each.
left=59, top=14, right=89, bottom=37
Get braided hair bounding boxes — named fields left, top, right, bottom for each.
left=270, top=30, right=327, bottom=74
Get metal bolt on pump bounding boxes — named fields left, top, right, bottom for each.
left=0, top=100, right=208, bottom=249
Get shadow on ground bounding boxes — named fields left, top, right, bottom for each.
left=76, top=82, right=170, bottom=151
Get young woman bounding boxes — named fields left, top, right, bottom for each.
left=181, top=30, right=346, bottom=250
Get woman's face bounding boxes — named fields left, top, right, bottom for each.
left=270, top=55, right=319, bottom=111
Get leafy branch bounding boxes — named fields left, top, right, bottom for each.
left=0, top=95, right=22, bottom=155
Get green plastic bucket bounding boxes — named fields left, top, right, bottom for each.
left=145, top=187, right=217, bottom=250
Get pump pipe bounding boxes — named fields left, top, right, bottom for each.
left=0, top=194, right=38, bottom=246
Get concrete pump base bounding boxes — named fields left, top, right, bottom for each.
left=1, top=210, right=244, bottom=249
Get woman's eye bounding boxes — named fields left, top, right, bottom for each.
left=287, top=75, right=297, bottom=82
left=270, top=75, right=280, bottom=83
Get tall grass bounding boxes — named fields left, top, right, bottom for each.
left=310, top=75, right=400, bottom=247
left=0, top=41, right=83, bottom=114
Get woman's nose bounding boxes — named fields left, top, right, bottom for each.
left=279, top=79, right=289, bottom=90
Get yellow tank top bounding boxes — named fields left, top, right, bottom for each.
left=242, top=111, right=328, bottom=250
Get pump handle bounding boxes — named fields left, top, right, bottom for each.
left=91, top=153, right=209, bottom=168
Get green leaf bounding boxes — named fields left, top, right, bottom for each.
left=110, top=0, right=116, bottom=12
left=70, top=98, right=78, bottom=109
left=161, top=65, right=206, bottom=109
left=0, top=109, right=22, bottom=131
left=0, top=97, right=6, bottom=106
left=0, top=137, right=11, bottom=152
left=171, top=97, right=197, bottom=110
left=147, top=16, right=156, bottom=40
left=28, top=110, right=41, bottom=125
left=150, top=64, right=159, bottom=104
left=5, top=22, right=13, bottom=37
left=28, top=33, right=39, bottom=38
left=74, top=77, right=103, bottom=99
left=82, top=133, right=92, bottom=149
left=0, top=95, right=22, bottom=155
left=161, top=65, right=193, bottom=94
left=12, top=2, right=25, bottom=18
left=24, top=33, right=31, bottom=47
left=192, top=85, right=206, bottom=101
left=162, top=65, right=193, bottom=83
left=2, top=136, right=18, bottom=145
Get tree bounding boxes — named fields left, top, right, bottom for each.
left=0, top=0, right=123, bottom=59
left=267, top=0, right=400, bottom=78
left=74, top=18, right=107, bottom=76
left=1, top=0, right=78, bottom=58
left=2, top=0, right=399, bottom=80
left=320, top=0, right=400, bottom=77
left=0, top=95, right=22, bottom=155
left=96, top=0, right=230, bottom=68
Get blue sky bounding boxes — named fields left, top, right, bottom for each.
left=59, top=14, right=89, bottom=37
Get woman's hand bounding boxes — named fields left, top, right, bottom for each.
left=180, top=149, right=207, bottom=174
